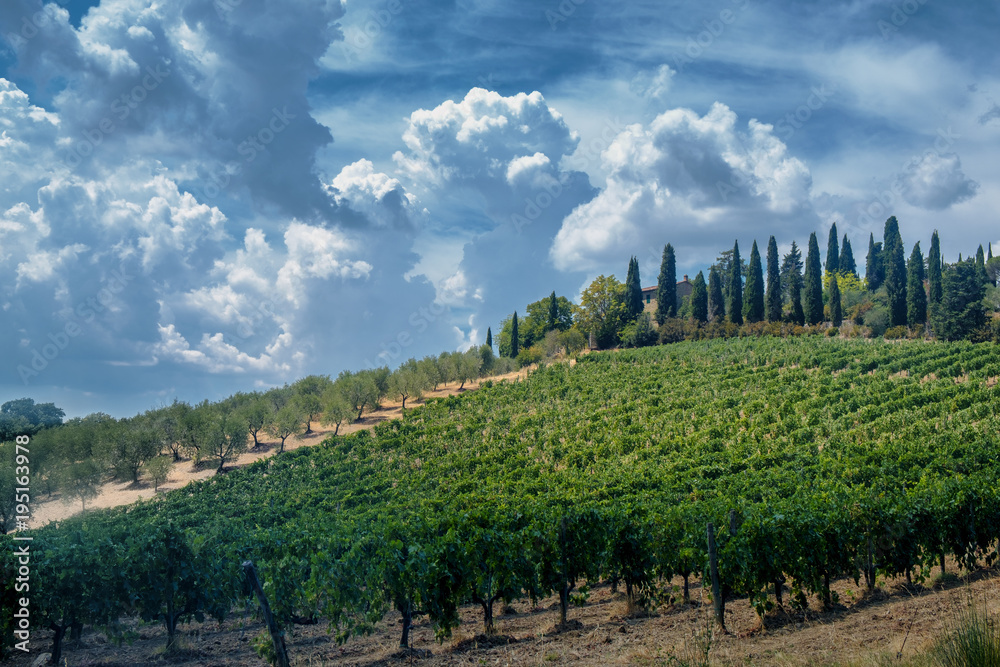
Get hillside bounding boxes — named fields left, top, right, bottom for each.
left=5, top=336, right=1000, bottom=666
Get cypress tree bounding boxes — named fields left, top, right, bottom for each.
left=727, top=240, right=743, bottom=325
left=932, top=259, right=987, bottom=341
left=691, top=271, right=708, bottom=322
left=989, top=243, right=994, bottom=260
left=840, top=235, right=858, bottom=278
left=803, top=232, right=823, bottom=325
left=511, top=312, right=519, bottom=358
left=486, top=327, right=492, bottom=349
left=829, top=274, right=843, bottom=327
left=883, top=216, right=907, bottom=327
left=765, top=236, right=782, bottom=323
left=928, top=231, right=943, bottom=306
left=656, top=244, right=677, bottom=323
left=625, top=257, right=643, bottom=321
left=907, top=242, right=927, bottom=328
left=708, top=266, right=724, bottom=322
left=866, top=233, right=885, bottom=291
left=547, top=290, right=559, bottom=331
left=782, top=243, right=804, bottom=325
left=976, top=245, right=989, bottom=286
left=743, top=240, right=765, bottom=323
left=825, top=223, right=840, bottom=276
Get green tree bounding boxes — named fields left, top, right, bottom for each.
left=840, top=235, right=858, bottom=278
left=456, top=349, right=483, bottom=390
left=522, top=294, right=575, bottom=346
left=828, top=274, right=843, bottom=327
left=389, top=358, right=429, bottom=411
left=866, top=233, right=885, bottom=291
left=142, top=456, right=173, bottom=491
left=486, top=326, right=492, bottom=350
left=883, top=216, right=907, bottom=326
left=624, top=257, right=643, bottom=321
left=338, top=369, right=379, bottom=420
left=511, top=312, right=520, bottom=359
left=708, top=266, right=724, bottom=321
left=765, top=236, right=782, bottom=323
left=932, top=259, right=987, bottom=341
left=690, top=271, right=708, bottom=322
left=907, top=242, right=927, bottom=328
left=293, top=375, right=333, bottom=434
left=656, top=244, right=677, bottom=323
left=825, top=223, right=840, bottom=275
left=976, top=244, right=989, bottom=286
left=803, top=232, right=824, bottom=325
left=95, top=416, right=161, bottom=486
left=239, top=395, right=276, bottom=448
left=0, top=398, right=64, bottom=441
left=727, top=240, right=744, bottom=325
left=928, top=230, right=943, bottom=306
left=577, top=275, right=628, bottom=349
left=743, top=240, right=765, bottom=323
left=197, top=404, right=250, bottom=473
left=271, top=403, right=307, bottom=449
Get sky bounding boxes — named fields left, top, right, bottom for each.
left=0, top=0, right=998, bottom=418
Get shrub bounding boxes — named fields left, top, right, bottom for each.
left=826, top=327, right=839, bottom=338
left=142, top=456, right=173, bottom=491
left=516, top=345, right=543, bottom=367
left=622, top=313, right=658, bottom=348
left=864, top=306, right=890, bottom=337
left=884, top=325, right=908, bottom=340
left=658, top=318, right=687, bottom=345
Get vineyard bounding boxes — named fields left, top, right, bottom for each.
left=4, top=336, right=1000, bottom=664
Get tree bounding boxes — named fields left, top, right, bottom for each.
left=726, top=240, right=743, bottom=325
left=95, top=416, right=161, bottom=486
left=907, top=242, right=927, bottom=328
left=455, top=349, right=483, bottom=390
left=828, top=274, right=843, bottom=327
left=928, top=231, right=943, bottom=306
left=840, top=235, right=858, bottom=278
left=270, top=403, right=306, bottom=450
left=781, top=241, right=804, bottom=325
left=511, top=312, right=520, bottom=359
left=708, top=267, right=724, bottom=322
left=338, top=370, right=379, bottom=420
left=389, top=358, right=429, bottom=411
left=743, top=240, right=765, bottom=323
left=825, top=223, right=840, bottom=276
left=239, top=395, right=276, bottom=448
left=0, top=398, right=64, bottom=441
left=547, top=290, right=559, bottom=331
left=293, top=375, right=333, bottom=435
left=142, top=456, right=173, bottom=491
left=803, top=232, right=824, bottom=325
left=486, top=327, right=492, bottom=350
left=883, top=216, right=907, bottom=327
left=976, top=244, right=989, bottom=286
left=932, top=259, right=987, bottom=341
left=624, top=257, right=643, bottom=321
left=521, top=294, right=575, bottom=346
left=690, top=271, right=708, bottom=322
left=197, top=404, right=250, bottom=473
left=577, top=275, right=628, bottom=349
left=866, top=233, right=885, bottom=291
left=656, top=244, right=677, bottom=323
left=765, top=236, right=782, bottom=323
left=59, top=459, right=104, bottom=511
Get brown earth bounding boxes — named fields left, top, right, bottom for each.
left=8, top=559, right=998, bottom=666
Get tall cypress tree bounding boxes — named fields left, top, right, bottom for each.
left=765, top=236, right=782, bottom=323
left=803, top=232, right=823, bottom=325
left=624, top=257, right=643, bottom=322
left=840, top=235, right=858, bottom=278
left=708, top=266, right=724, bottom=322
left=976, top=244, right=989, bottom=286
left=726, top=241, right=743, bottom=325
left=656, top=244, right=677, bottom=323
left=743, top=240, right=765, bottom=323
left=825, top=223, right=840, bottom=276
left=866, top=233, right=885, bottom=291
left=907, top=242, right=927, bottom=328
left=486, top=327, right=493, bottom=349
left=782, top=242, right=804, bottom=325
left=990, top=243, right=994, bottom=260
left=829, top=274, right=843, bottom=327
left=511, top=312, right=519, bottom=358
left=547, top=290, right=559, bottom=331
left=932, top=259, right=987, bottom=341
left=928, top=231, right=943, bottom=306
left=691, top=271, right=708, bottom=322
left=883, top=216, right=907, bottom=327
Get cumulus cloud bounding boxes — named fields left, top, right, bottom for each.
left=551, top=102, right=815, bottom=272
left=896, top=152, right=979, bottom=210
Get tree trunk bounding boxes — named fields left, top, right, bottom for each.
left=479, top=597, right=495, bottom=635
left=774, top=577, right=783, bottom=606
left=610, top=575, right=618, bottom=594
left=683, top=573, right=690, bottom=603
left=304, top=418, right=312, bottom=434
left=559, top=582, right=570, bottom=625
left=823, top=570, right=832, bottom=609
left=165, top=612, right=178, bottom=652
left=49, top=624, right=66, bottom=665
left=399, top=607, right=413, bottom=649
left=401, top=396, right=407, bottom=411
left=243, top=561, right=291, bottom=667
left=279, top=436, right=287, bottom=453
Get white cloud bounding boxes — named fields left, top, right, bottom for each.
left=896, top=152, right=979, bottom=210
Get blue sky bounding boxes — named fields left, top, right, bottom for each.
left=1, top=0, right=997, bottom=417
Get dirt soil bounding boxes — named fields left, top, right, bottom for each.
left=9, top=561, right=999, bottom=666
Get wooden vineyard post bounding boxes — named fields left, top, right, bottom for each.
left=707, top=523, right=725, bottom=631
left=243, top=560, right=291, bottom=667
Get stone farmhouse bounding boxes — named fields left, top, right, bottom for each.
left=641, top=275, right=693, bottom=315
